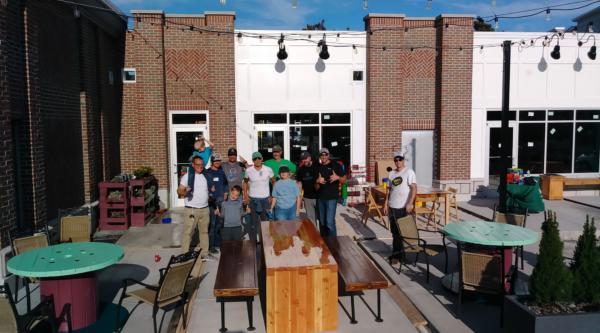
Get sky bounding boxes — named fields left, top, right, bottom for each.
left=110, top=0, right=598, bottom=32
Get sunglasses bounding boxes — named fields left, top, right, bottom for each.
left=252, top=157, right=261, bottom=161
left=394, top=158, right=404, bottom=162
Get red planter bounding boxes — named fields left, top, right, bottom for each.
left=98, top=181, right=131, bottom=230
left=129, top=175, right=156, bottom=228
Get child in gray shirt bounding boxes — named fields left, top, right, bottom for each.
left=215, top=185, right=250, bottom=242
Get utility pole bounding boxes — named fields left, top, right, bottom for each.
left=499, top=40, right=512, bottom=213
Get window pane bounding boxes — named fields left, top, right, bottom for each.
left=548, top=110, right=573, bottom=121
left=254, top=114, right=286, bottom=124
left=257, top=130, right=284, bottom=161
left=289, top=127, right=319, bottom=166
left=519, top=110, right=546, bottom=121
left=518, top=123, right=545, bottom=174
left=124, top=70, right=136, bottom=82
left=322, top=126, right=351, bottom=168
left=575, top=123, right=600, bottom=173
left=486, top=111, right=516, bottom=121
left=172, top=114, right=207, bottom=125
left=576, top=110, right=600, bottom=121
left=546, top=123, right=573, bottom=173
left=289, top=113, right=319, bottom=125
left=489, top=127, right=513, bottom=190
left=322, top=113, right=350, bottom=124
left=353, top=71, right=363, bottom=81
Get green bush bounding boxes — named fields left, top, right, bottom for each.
left=570, top=215, right=600, bottom=303
left=529, top=210, right=573, bottom=305
left=133, top=166, right=153, bottom=179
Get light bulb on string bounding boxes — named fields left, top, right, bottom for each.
left=494, top=17, right=499, bottom=29
left=559, top=32, right=563, bottom=40
left=572, top=27, right=577, bottom=35
left=277, top=35, right=288, bottom=60
left=260, top=35, right=263, bottom=43
left=336, top=33, right=340, bottom=42
left=589, top=22, right=595, bottom=33
left=363, top=0, right=368, bottom=9
left=292, top=0, right=297, bottom=8
left=319, top=35, right=330, bottom=60
left=404, top=27, right=408, bottom=35
left=74, top=6, right=80, bottom=18
left=435, top=46, right=439, bottom=56
left=220, top=0, right=226, bottom=5
left=426, top=0, right=432, bottom=10
left=190, top=25, right=194, bottom=31
left=383, top=46, right=386, bottom=51
left=237, top=32, right=243, bottom=44
left=530, top=40, right=534, bottom=46
left=460, top=46, right=463, bottom=53
left=480, top=46, right=484, bottom=54
left=491, top=0, right=496, bottom=8
left=546, top=9, right=551, bottom=21
left=353, top=44, right=358, bottom=54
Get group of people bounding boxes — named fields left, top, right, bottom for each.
left=177, top=137, right=417, bottom=266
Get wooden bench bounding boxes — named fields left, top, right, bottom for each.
left=564, top=178, right=600, bottom=186
left=214, top=240, right=258, bottom=332
left=323, top=236, right=388, bottom=324
left=541, top=175, right=600, bottom=200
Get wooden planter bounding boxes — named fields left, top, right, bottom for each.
left=99, top=181, right=130, bottom=230
left=504, top=295, right=600, bottom=333
left=129, top=175, right=156, bottom=227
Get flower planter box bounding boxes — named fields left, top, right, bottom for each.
left=129, top=175, right=156, bottom=227
left=504, top=295, right=600, bottom=333
left=99, top=181, right=130, bottom=207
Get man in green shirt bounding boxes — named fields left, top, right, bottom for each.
left=263, top=145, right=297, bottom=181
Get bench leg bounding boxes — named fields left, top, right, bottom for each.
left=219, top=300, right=227, bottom=332
left=247, top=299, right=255, bottom=331
left=350, top=292, right=358, bottom=324
left=375, top=289, right=383, bottom=322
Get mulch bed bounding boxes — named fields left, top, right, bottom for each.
left=521, top=300, right=600, bottom=315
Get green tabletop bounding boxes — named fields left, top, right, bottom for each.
left=496, top=176, right=545, bottom=212
left=444, top=221, right=538, bottom=246
left=7, top=242, right=124, bottom=278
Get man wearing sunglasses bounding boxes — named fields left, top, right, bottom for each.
left=243, top=152, right=276, bottom=241
left=383, top=151, right=417, bottom=265
left=315, top=148, right=347, bottom=236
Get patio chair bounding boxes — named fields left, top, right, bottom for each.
left=396, top=215, right=448, bottom=283
left=457, top=249, right=516, bottom=327
left=435, top=187, right=459, bottom=222
left=114, top=250, right=201, bottom=333
left=0, top=284, right=58, bottom=333
left=8, top=225, right=51, bottom=312
left=60, top=216, right=90, bottom=243
left=414, top=196, right=439, bottom=231
left=492, top=204, right=528, bottom=270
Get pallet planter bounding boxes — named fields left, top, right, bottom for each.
left=504, top=295, right=600, bottom=333
left=98, top=181, right=130, bottom=230
left=129, top=175, right=156, bottom=227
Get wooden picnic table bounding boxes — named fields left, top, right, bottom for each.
left=7, top=242, right=124, bottom=331
left=362, top=185, right=453, bottom=229
left=260, top=219, right=338, bottom=333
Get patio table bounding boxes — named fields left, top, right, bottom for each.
left=7, top=242, right=124, bottom=331
left=442, top=221, right=538, bottom=292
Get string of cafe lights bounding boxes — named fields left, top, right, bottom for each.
left=53, top=0, right=596, bottom=61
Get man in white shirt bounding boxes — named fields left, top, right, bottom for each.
left=383, top=151, right=417, bottom=265
left=243, top=151, right=276, bottom=241
left=177, top=156, right=217, bottom=261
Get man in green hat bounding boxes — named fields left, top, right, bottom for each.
left=243, top=151, right=276, bottom=241
left=263, top=145, right=296, bottom=181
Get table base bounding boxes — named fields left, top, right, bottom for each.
left=40, top=271, right=99, bottom=332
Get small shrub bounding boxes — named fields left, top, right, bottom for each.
left=571, top=215, right=600, bottom=303
left=133, top=166, right=153, bottom=179
left=529, top=210, right=573, bottom=305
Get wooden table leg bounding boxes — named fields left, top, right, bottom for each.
left=444, top=193, right=450, bottom=225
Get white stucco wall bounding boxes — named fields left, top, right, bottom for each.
left=235, top=31, right=367, bottom=166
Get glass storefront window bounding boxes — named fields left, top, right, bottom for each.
left=519, top=110, right=546, bottom=121
left=518, top=123, right=545, bottom=174
left=574, top=123, right=600, bottom=173
left=548, top=111, right=574, bottom=121
left=322, top=113, right=351, bottom=124
left=546, top=123, right=573, bottom=173
left=254, top=114, right=287, bottom=124
left=576, top=110, right=600, bottom=121
left=257, top=130, right=284, bottom=161
left=322, top=126, right=351, bottom=168
left=289, top=127, right=319, bottom=166
left=289, top=113, right=319, bottom=125
left=172, top=114, right=207, bottom=125
left=486, top=111, right=516, bottom=121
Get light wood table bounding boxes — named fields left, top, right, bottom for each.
left=260, top=220, right=338, bottom=333
left=364, top=185, right=453, bottom=228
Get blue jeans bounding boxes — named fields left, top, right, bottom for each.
left=209, top=202, right=223, bottom=249
left=275, top=203, right=298, bottom=221
left=318, top=199, right=338, bottom=237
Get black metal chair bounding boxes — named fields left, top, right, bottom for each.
left=492, top=203, right=528, bottom=269
left=115, top=250, right=200, bottom=333
left=0, top=284, right=58, bottom=333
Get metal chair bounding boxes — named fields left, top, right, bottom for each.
left=414, top=196, right=439, bottom=231
left=115, top=250, right=201, bottom=333
left=0, top=284, right=58, bottom=333
left=60, top=216, right=90, bottom=243
left=396, top=215, right=448, bottom=283
left=492, top=203, right=528, bottom=269
left=457, top=244, right=516, bottom=327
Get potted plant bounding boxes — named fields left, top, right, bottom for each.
left=133, top=166, right=153, bottom=179
left=504, top=212, right=600, bottom=332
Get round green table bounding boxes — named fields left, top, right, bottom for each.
left=442, top=221, right=538, bottom=293
left=7, top=242, right=124, bottom=331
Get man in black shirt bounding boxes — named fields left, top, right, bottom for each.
left=315, top=148, right=347, bottom=236
left=296, top=151, right=319, bottom=231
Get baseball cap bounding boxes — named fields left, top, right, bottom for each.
left=211, top=153, right=222, bottom=161
left=251, top=151, right=262, bottom=159
left=228, top=148, right=237, bottom=156
left=279, top=165, right=290, bottom=173
left=319, top=148, right=329, bottom=155
left=394, top=151, right=405, bottom=159
left=273, top=145, right=283, bottom=152
left=300, top=151, right=311, bottom=159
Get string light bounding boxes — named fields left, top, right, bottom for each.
left=460, top=46, right=463, bottom=53
left=494, top=17, right=499, bottom=29
left=426, top=0, right=432, bottom=10
left=589, top=21, right=595, bottom=33
left=445, top=23, right=449, bottom=32
left=237, top=32, right=243, bottom=44
left=220, top=0, right=226, bottom=5
left=260, top=35, right=263, bottom=43
left=292, top=0, right=297, bottom=8
left=336, top=33, right=340, bottom=42
left=353, top=44, right=358, bottom=54
left=319, top=35, right=330, bottom=60
left=435, top=46, right=439, bottom=56
left=277, top=34, right=288, bottom=60
left=572, top=26, right=578, bottom=35
left=383, top=46, right=386, bottom=51
left=190, top=25, right=194, bottom=31
left=491, top=0, right=496, bottom=8
left=74, top=6, right=80, bottom=18
left=363, top=0, right=368, bottom=9
left=546, top=9, right=551, bottom=21
left=480, top=46, right=483, bottom=54
left=411, top=47, right=414, bottom=52
left=404, top=27, right=408, bottom=35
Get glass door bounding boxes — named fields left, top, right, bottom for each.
left=254, top=126, right=286, bottom=161
left=487, top=123, right=517, bottom=190
left=170, top=129, right=208, bottom=207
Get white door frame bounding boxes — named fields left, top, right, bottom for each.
left=253, top=125, right=288, bottom=160
left=484, top=121, right=518, bottom=190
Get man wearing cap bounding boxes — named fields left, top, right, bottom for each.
left=315, top=148, right=347, bottom=236
left=263, top=145, right=296, bottom=181
left=221, top=148, right=247, bottom=201
left=383, top=151, right=417, bottom=265
left=296, top=151, right=319, bottom=230
left=243, top=152, right=276, bottom=241
left=206, top=153, right=229, bottom=255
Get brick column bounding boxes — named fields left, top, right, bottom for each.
left=364, top=14, right=405, bottom=182
left=434, top=14, right=475, bottom=193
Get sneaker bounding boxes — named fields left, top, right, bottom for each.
left=209, top=248, right=219, bottom=255
left=202, top=254, right=218, bottom=262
